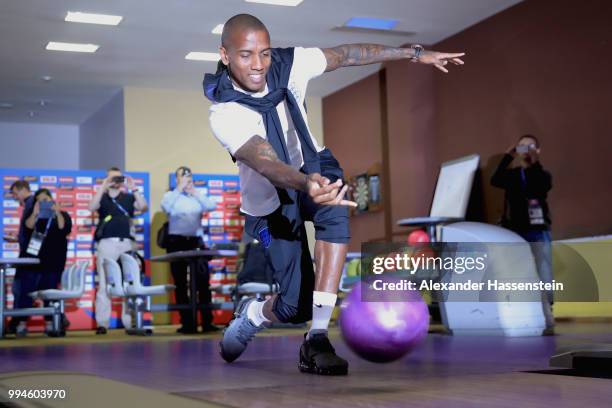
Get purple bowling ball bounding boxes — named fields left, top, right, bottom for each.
left=339, top=278, right=429, bottom=363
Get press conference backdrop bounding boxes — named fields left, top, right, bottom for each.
left=1, top=169, right=150, bottom=330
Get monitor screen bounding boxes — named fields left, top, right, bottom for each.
left=430, top=154, right=480, bottom=218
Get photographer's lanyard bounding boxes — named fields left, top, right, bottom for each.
left=26, top=216, right=53, bottom=257
left=111, top=196, right=130, bottom=217
left=520, top=168, right=545, bottom=225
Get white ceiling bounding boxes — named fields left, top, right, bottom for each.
left=0, top=0, right=521, bottom=124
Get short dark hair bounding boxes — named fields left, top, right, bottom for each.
left=34, top=188, right=53, bottom=200
left=10, top=180, right=30, bottom=192
left=518, top=134, right=540, bottom=148
left=107, top=166, right=121, bottom=173
left=221, top=14, right=268, bottom=49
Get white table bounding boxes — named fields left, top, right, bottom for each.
left=0, top=257, right=40, bottom=337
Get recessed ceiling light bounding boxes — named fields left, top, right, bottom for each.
left=65, top=11, right=123, bottom=26
left=0, top=102, right=14, bottom=110
left=46, top=41, right=99, bottom=53
left=345, top=17, right=398, bottom=31
left=41, top=75, right=53, bottom=82
left=245, top=0, right=303, bottom=6
left=185, top=52, right=220, bottom=62
left=212, top=24, right=224, bottom=35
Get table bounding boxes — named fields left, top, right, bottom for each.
left=150, top=249, right=238, bottom=327
left=0, top=257, right=41, bottom=337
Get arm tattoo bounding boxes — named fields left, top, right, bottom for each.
left=322, top=44, right=413, bottom=72
left=234, top=136, right=309, bottom=191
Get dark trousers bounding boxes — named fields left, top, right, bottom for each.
left=11, top=266, right=64, bottom=325
left=166, top=235, right=213, bottom=328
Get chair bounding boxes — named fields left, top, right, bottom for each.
left=29, top=261, right=88, bottom=337
left=119, top=253, right=175, bottom=336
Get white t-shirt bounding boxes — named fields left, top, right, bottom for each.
left=209, top=47, right=327, bottom=216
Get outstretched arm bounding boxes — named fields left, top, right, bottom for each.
left=322, top=44, right=465, bottom=73
left=234, top=136, right=356, bottom=207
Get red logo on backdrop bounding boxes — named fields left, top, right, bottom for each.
left=4, top=209, right=18, bottom=216
left=133, top=178, right=143, bottom=185
left=76, top=202, right=89, bottom=209
left=225, top=180, right=238, bottom=188
left=209, top=180, right=223, bottom=188
left=58, top=193, right=74, bottom=200
left=95, top=177, right=105, bottom=184
left=3, top=176, right=19, bottom=182
left=224, top=189, right=239, bottom=194
left=77, top=243, right=91, bottom=250
left=59, top=177, right=75, bottom=183
left=59, top=201, right=74, bottom=208
left=76, top=186, right=92, bottom=192
left=59, top=184, right=75, bottom=191
left=3, top=192, right=14, bottom=199
left=24, top=176, right=38, bottom=182
left=208, top=189, right=223, bottom=195
left=194, top=180, right=207, bottom=187
left=78, top=226, right=92, bottom=233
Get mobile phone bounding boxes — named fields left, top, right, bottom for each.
left=516, top=145, right=529, bottom=154
left=39, top=200, right=54, bottom=219
left=112, top=176, right=125, bottom=184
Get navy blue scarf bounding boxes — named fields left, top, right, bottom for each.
left=203, top=48, right=320, bottom=174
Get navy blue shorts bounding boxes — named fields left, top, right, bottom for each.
left=243, top=148, right=350, bottom=323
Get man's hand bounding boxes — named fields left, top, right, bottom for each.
left=126, top=176, right=136, bottom=192
left=177, top=177, right=190, bottom=193
left=506, top=145, right=517, bottom=158
left=307, top=174, right=357, bottom=207
left=527, top=146, right=540, bottom=164
left=101, top=176, right=113, bottom=192
left=418, top=50, right=465, bottom=73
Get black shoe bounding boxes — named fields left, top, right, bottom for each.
left=176, top=325, right=198, bottom=334
left=95, top=327, right=107, bottom=335
left=201, top=323, right=221, bottom=333
left=299, top=331, right=348, bottom=376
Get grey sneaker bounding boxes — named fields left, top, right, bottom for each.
left=220, top=297, right=266, bottom=362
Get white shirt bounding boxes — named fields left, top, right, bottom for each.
left=209, top=47, right=327, bottom=216
left=161, top=189, right=217, bottom=236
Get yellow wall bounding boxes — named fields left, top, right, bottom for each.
left=122, top=86, right=324, bottom=323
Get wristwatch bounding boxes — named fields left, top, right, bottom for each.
left=410, top=44, right=424, bottom=62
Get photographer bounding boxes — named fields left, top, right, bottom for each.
left=161, top=166, right=217, bottom=333
left=13, top=188, right=72, bottom=336
left=89, top=167, right=148, bottom=335
left=491, top=134, right=554, bottom=333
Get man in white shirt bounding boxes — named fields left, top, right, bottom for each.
left=161, top=166, right=217, bottom=333
left=206, top=14, right=465, bottom=375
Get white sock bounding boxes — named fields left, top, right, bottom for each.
left=308, top=291, right=337, bottom=336
left=247, top=299, right=270, bottom=327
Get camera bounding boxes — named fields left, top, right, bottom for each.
left=111, top=175, right=125, bottom=184
left=38, top=200, right=54, bottom=219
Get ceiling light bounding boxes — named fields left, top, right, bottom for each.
left=245, top=0, right=303, bottom=6
left=28, top=111, right=36, bottom=117
left=185, top=52, right=220, bottom=62
left=212, top=24, right=224, bottom=35
left=0, top=102, right=14, bottom=110
left=65, top=11, right=123, bottom=26
left=46, top=42, right=99, bottom=53
left=41, top=75, right=53, bottom=82
left=345, top=17, right=398, bottom=31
